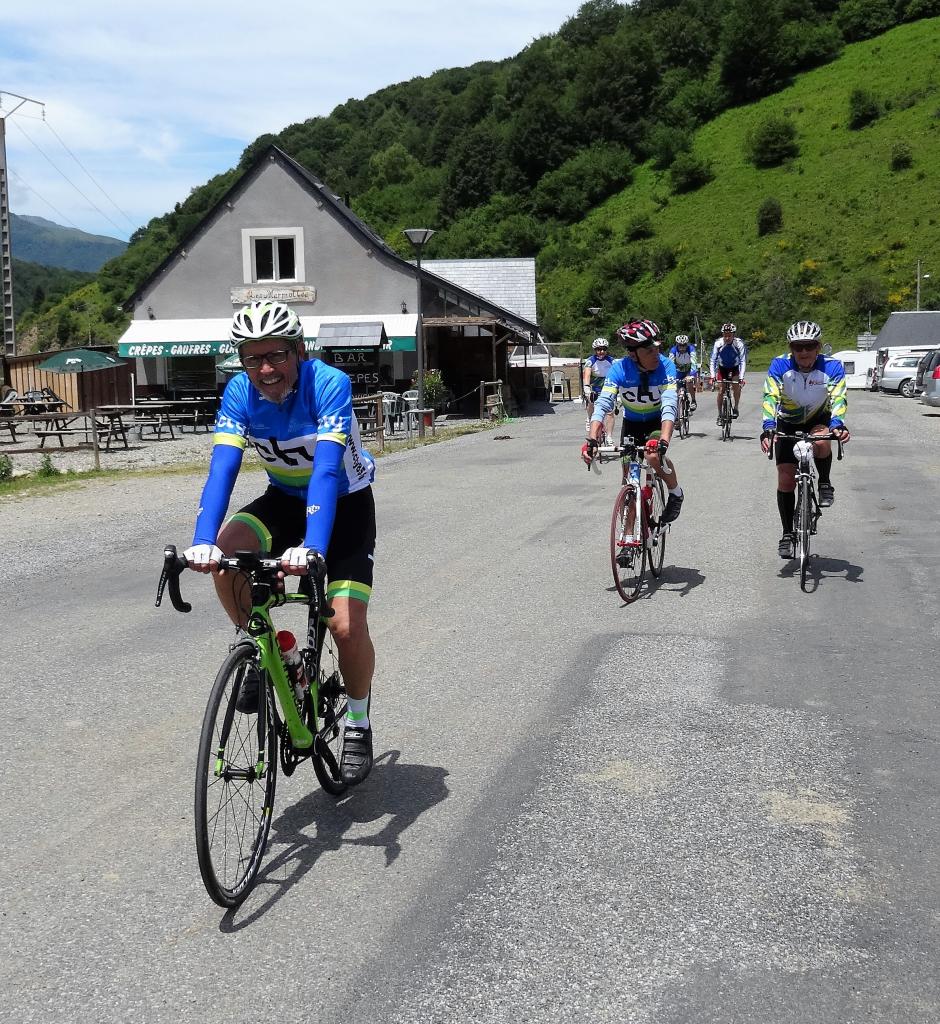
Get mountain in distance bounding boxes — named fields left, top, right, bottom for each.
left=10, top=212, right=126, bottom=272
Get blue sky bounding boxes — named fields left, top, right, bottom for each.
left=1, top=0, right=581, bottom=242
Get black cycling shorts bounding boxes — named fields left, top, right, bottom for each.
left=619, top=419, right=661, bottom=447
left=716, top=367, right=740, bottom=381
left=230, top=486, right=376, bottom=603
left=774, top=412, right=832, bottom=466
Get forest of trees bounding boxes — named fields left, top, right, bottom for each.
left=26, top=0, right=940, bottom=349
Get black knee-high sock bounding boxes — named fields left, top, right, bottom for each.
left=815, top=453, right=832, bottom=484
left=777, top=490, right=795, bottom=532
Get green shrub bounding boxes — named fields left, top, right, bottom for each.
left=669, top=152, right=713, bottom=194
left=848, top=88, right=881, bottom=129
left=837, top=0, right=897, bottom=42
left=0, top=454, right=12, bottom=482
left=649, top=243, right=677, bottom=279
left=891, top=141, right=914, bottom=171
left=37, top=454, right=60, bottom=478
left=744, top=115, right=799, bottom=167
left=625, top=213, right=655, bottom=241
left=757, top=197, right=783, bottom=236
left=531, top=145, right=634, bottom=223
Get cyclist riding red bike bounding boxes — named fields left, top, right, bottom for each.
left=760, top=319, right=850, bottom=559
left=581, top=318, right=684, bottom=525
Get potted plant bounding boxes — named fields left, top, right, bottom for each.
left=414, top=369, right=447, bottom=418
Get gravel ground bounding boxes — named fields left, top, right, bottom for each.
left=0, top=417, right=476, bottom=475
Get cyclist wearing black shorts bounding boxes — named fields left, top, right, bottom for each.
left=184, top=300, right=377, bottom=785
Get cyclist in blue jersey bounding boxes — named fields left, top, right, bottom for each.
left=760, top=320, right=850, bottom=558
left=709, top=322, right=747, bottom=421
left=668, top=334, right=698, bottom=411
left=183, top=301, right=377, bottom=786
left=582, top=337, right=615, bottom=439
left=581, top=318, right=684, bottom=524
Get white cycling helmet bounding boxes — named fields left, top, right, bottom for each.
left=786, top=320, right=822, bottom=343
left=230, top=300, right=303, bottom=348
left=721, top=322, right=736, bottom=334
left=592, top=337, right=609, bottom=350
left=675, top=334, right=690, bottom=346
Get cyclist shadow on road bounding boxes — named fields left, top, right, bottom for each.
left=778, top=556, right=864, bottom=590
left=219, top=751, right=449, bottom=930
left=606, top=564, right=706, bottom=604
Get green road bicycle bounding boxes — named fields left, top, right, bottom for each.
left=156, top=547, right=349, bottom=907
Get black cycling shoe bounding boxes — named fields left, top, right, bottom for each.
left=341, top=726, right=373, bottom=786
left=818, top=482, right=835, bottom=507
left=690, top=400, right=697, bottom=410
left=732, top=407, right=739, bottom=418
left=661, top=491, right=684, bottom=525
left=778, top=533, right=795, bottom=559
left=234, top=665, right=261, bottom=714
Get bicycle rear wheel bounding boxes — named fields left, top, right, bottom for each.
left=610, top=484, right=645, bottom=602
left=195, top=643, right=277, bottom=908
left=647, top=476, right=667, bottom=578
left=721, top=392, right=732, bottom=441
left=678, top=395, right=690, bottom=439
left=309, top=622, right=350, bottom=797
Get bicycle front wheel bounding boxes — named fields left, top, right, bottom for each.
left=797, top=477, right=812, bottom=591
left=611, top=484, right=645, bottom=602
left=721, top=394, right=732, bottom=441
left=647, top=476, right=667, bottom=578
left=195, top=644, right=277, bottom=908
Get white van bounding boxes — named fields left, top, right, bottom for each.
left=831, top=350, right=877, bottom=390
left=872, top=345, right=938, bottom=391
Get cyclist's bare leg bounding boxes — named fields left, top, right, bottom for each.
left=213, top=519, right=263, bottom=626
left=776, top=463, right=797, bottom=493
left=732, top=379, right=743, bottom=412
left=327, top=598, right=374, bottom=701
left=604, top=410, right=615, bottom=441
left=646, top=450, right=678, bottom=491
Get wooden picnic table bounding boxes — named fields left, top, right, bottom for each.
left=0, top=410, right=128, bottom=467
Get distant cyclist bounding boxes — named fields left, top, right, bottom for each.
left=668, top=334, right=698, bottom=411
left=759, top=320, right=850, bottom=559
left=582, top=337, right=615, bottom=439
left=709, top=322, right=747, bottom=420
left=581, top=319, right=684, bottom=524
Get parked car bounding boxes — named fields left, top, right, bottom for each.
left=918, top=349, right=940, bottom=408
left=879, top=354, right=923, bottom=398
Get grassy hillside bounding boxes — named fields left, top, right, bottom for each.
left=540, top=18, right=940, bottom=365
left=10, top=213, right=126, bottom=272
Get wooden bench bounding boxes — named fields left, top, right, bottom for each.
left=132, top=415, right=175, bottom=441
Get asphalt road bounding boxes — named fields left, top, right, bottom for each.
left=1, top=381, right=937, bottom=1023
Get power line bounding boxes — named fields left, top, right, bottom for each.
left=43, top=118, right=137, bottom=230
left=8, top=168, right=83, bottom=231
left=10, top=117, right=128, bottom=236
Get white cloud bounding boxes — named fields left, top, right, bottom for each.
left=2, top=0, right=579, bottom=239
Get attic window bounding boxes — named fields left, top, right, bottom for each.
left=241, top=227, right=304, bottom=285
left=254, top=237, right=295, bottom=281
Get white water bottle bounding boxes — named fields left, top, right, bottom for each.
left=277, top=630, right=308, bottom=702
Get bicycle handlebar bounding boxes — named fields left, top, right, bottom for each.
left=156, top=545, right=333, bottom=618
left=765, top=430, right=845, bottom=461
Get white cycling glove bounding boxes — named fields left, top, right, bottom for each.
left=582, top=386, right=593, bottom=399
left=183, top=544, right=223, bottom=569
left=281, top=545, right=313, bottom=572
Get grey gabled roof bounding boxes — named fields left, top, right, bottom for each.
left=875, top=311, right=940, bottom=347
left=124, top=146, right=542, bottom=341
left=422, top=259, right=537, bottom=322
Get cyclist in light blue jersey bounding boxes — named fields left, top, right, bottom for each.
left=582, top=337, right=615, bottom=438
left=581, top=318, right=685, bottom=524
left=668, top=334, right=698, bottom=411
left=184, top=301, right=377, bottom=786
left=709, top=322, right=747, bottom=420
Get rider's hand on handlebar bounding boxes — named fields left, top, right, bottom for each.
left=582, top=386, right=593, bottom=400
left=281, top=545, right=317, bottom=575
left=760, top=429, right=774, bottom=454
left=832, top=426, right=850, bottom=443
left=581, top=437, right=599, bottom=465
left=183, top=543, right=223, bottom=573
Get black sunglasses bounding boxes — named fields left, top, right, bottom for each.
left=790, top=342, right=819, bottom=353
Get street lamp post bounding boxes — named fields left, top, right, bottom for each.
left=916, top=259, right=930, bottom=311
left=586, top=306, right=602, bottom=371
left=403, top=228, right=436, bottom=438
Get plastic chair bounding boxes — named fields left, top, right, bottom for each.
left=549, top=371, right=570, bottom=400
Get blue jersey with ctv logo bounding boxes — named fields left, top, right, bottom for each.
left=592, top=355, right=678, bottom=425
